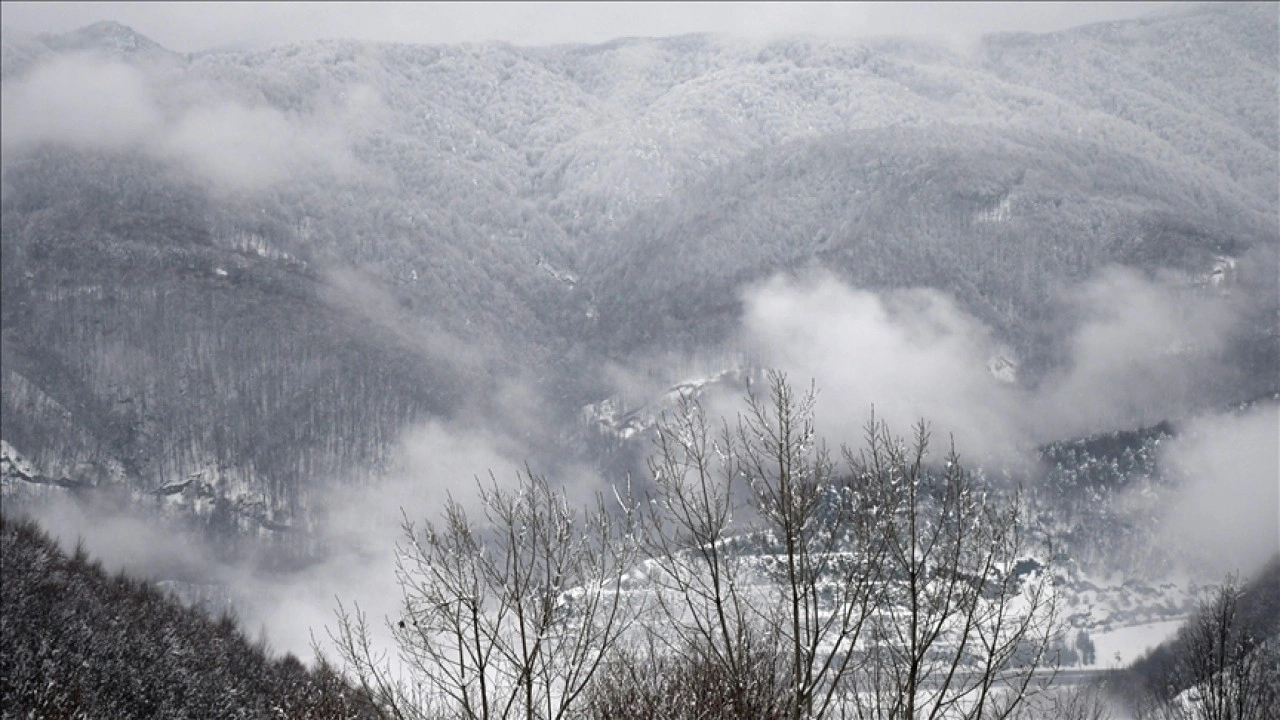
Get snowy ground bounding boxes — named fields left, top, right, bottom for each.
left=1085, top=618, right=1186, bottom=670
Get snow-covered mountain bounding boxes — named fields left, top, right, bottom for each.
left=1, top=3, right=1276, bottom=627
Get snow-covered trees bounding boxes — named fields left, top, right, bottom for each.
left=330, top=470, right=640, bottom=720
left=631, top=375, right=890, bottom=720
left=332, top=372, right=1064, bottom=719
left=846, top=415, right=1059, bottom=719
left=0, top=515, right=375, bottom=718
left=1125, top=563, right=1280, bottom=720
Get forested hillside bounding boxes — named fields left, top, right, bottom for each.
left=0, top=0, right=1276, bottom=633
left=1111, top=556, right=1280, bottom=717
left=0, top=515, right=376, bottom=718
left=584, top=123, right=1274, bottom=372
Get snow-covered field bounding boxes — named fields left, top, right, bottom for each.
left=1086, top=618, right=1186, bottom=670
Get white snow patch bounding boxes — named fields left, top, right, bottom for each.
left=0, top=440, right=37, bottom=477
left=986, top=353, right=1018, bottom=384
left=1086, top=618, right=1184, bottom=669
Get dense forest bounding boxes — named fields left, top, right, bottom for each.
left=0, top=514, right=377, bottom=718
left=1110, top=557, right=1280, bottom=718
left=0, top=2, right=1276, bottom=716
left=2, top=5, right=1275, bottom=543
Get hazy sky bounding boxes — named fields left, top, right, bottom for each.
left=2, top=2, right=1188, bottom=52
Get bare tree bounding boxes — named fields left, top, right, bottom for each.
left=633, top=371, right=893, bottom=720
left=633, top=372, right=1059, bottom=720
left=842, top=414, right=1061, bottom=719
left=333, top=373, right=1065, bottom=720
left=1133, top=575, right=1280, bottom=720
left=635, top=386, right=770, bottom=717
left=329, top=469, right=639, bottom=720
left=1180, top=577, right=1278, bottom=720
left=735, top=374, right=890, bottom=720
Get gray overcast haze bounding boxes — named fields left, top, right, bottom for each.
left=0, top=0, right=1277, bottom=698
left=1, top=2, right=1188, bottom=51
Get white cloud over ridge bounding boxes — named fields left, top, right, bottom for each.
left=1031, top=266, right=1239, bottom=441
left=1, top=52, right=373, bottom=192
left=734, top=266, right=1249, bottom=465
left=739, top=273, right=1021, bottom=461
left=0, top=54, right=162, bottom=152
left=160, top=102, right=360, bottom=191
left=1160, top=403, right=1280, bottom=579
left=726, top=267, right=1276, bottom=581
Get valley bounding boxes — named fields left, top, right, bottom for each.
left=1, top=3, right=1277, bottom=717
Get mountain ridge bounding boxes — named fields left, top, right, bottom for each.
left=1, top=3, right=1275, bottom=568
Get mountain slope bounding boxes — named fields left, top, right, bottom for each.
left=0, top=2, right=1275, bottom=555
left=0, top=514, right=377, bottom=718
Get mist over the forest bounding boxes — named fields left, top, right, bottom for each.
left=1160, top=403, right=1280, bottom=578
left=1, top=2, right=1277, bottom=674
left=1, top=52, right=381, bottom=193
left=688, top=262, right=1257, bottom=463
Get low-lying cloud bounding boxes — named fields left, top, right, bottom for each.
left=1, top=52, right=374, bottom=192
left=238, top=418, right=532, bottom=660
left=161, top=102, right=362, bottom=191
left=1160, top=403, right=1280, bottom=578
left=16, top=492, right=208, bottom=581
left=13, top=410, right=566, bottom=663
left=732, top=267, right=1247, bottom=466
left=244, top=378, right=609, bottom=661
left=738, top=274, right=1021, bottom=461
left=1030, top=267, right=1238, bottom=441
left=0, top=54, right=162, bottom=152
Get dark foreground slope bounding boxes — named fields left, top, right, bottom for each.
left=1110, top=555, right=1280, bottom=716
left=0, top=514, right=377, bottom=719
